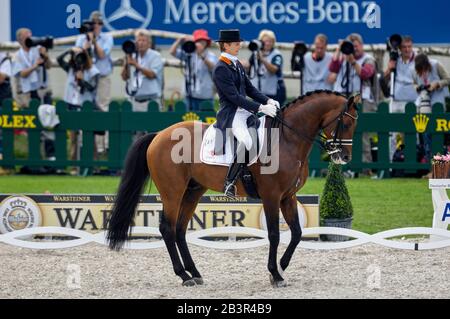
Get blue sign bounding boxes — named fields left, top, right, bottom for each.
left=442, top=203, right=450, bottom=222
left=10, top=0, right=450, bottom=44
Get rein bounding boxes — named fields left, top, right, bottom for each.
left=273, top=101, right=358, bottom=155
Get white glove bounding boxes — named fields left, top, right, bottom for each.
left=268, top=99, right=281, bottom=109
left=259, top=104, right=278, bottom=118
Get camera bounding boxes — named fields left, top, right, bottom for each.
left=25, top=36, right=54, bottom=49
left=79, top=20, right=95, bottom=34
left=291, top=41, right=308, bottom=72
left=249, top=40, right=264, bottom=52
left=387, top=34, right=402, bottom=62
left=182, top=41, right=196, bottom=54
left=122, top=40, right=137, bottom=55
left=340, top=41, right=355, bottom=55
left=417, top=85, right=432, bottom=111
left=71, top=50, right=89, bottom=71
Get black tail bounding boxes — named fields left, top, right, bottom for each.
left=107, top=133, right=157, bottom=251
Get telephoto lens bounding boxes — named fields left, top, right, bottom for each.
left=25, top=36, right=54, bottom=49
left=182, top=41, right=196, bottom=54
left=340, top=41, right=355, bottom=55
left=122, top=40, right=137, bottom=55
left=249, top=40, right=263, bottom=52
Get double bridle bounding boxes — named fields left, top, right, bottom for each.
left=274, top=102, right=359, bottom=156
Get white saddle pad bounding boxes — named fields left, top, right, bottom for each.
left=200, top=117, right=267, bottom=167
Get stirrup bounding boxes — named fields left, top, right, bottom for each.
left=224, top=182, right=237, bottom=199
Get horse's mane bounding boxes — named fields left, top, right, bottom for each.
left=280, top=90, right=346, bottom=112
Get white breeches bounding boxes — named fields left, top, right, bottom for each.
left=232, top=108, right=254, bottom=151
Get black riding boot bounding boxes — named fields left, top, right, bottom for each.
left=223, top=144, right=247, bottom=198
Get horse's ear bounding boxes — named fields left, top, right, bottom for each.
left=348, top=93, right=361, bottom=110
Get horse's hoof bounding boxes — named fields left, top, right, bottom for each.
left=182, top=279, right=197, bottom=287
left=270, top=275, right=288, bottom=288
left=272, top=280, right=288, bottom=288
left=192, top=277, right=204, bottom=285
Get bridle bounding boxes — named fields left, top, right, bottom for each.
left=274, top=102, right=359, bottom=156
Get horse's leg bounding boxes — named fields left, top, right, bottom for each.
left=262, top=198, right=286, bottom=288
left=176, top=181, right=207, bottom=285
left=279, top=195, right=302, bottom=272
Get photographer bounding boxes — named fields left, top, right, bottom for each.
left=329, top=33, right=377, bottom=169
left=248, top=30, right=286, bottom=105
left=0, top=51, right=12, bottom=159
left=169, top=29, right=218, bottom=111
left=75, top=11, right=113, bottom=157
left=57, top=47, right=99, bottom=167
left=121, top=29, right=163, bottom=112
left=13, top=28, right=52, bottom=108
left=383, top=35, right=417, bottom=161
left=412, top=54, right=450, bottom=109
left=412, top=53, right=450, bottom=167
left=303, top=34, right=333, bottom=93
left=75, top=12, right=113, bottom=113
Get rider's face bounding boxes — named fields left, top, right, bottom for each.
left=224, top=42, right=241, bottom=56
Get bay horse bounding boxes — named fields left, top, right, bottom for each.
left=107, top=90, right=360, bottom=288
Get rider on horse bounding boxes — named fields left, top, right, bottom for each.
left=213, top=29, right=280, bottom=198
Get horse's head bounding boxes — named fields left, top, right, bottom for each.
left=321, top=94, right=360, bottom=165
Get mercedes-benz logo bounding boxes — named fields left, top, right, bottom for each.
left=100, top=0, right=153, bottom=31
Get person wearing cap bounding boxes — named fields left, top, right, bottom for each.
left=170, top=29, right=218, bottom=111
left=213, top=29, right=280, bottom=198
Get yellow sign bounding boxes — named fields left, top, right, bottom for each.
left=0, top=115, right=37, bottom=129
left=0, top=195, right=320, bottom=238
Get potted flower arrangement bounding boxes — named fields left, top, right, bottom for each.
left=320, top=163, right=354, bottom=242
left=432, top=153, right=450, bottom=179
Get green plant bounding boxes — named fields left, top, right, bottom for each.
left=320, top=163, right=354, bottom=222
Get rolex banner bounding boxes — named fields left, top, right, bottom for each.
left=0, top=195, right=319, bottom=237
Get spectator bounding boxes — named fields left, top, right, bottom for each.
left=170, top=29, right=218, bottom=111
left=121, top=29, right=164, bottom=112
left=13, top=28, right=52, bottom=108
left=248, top=29, right=286, bottom=105
left=412, top=53, right=450, bottom=167
left=0, top=51, right=12, bottom=158
left=384, top=35, right=418, bottom=161
left=303, top=34, right=333, bottom=94
left=329, top=33, right=377, bottom=170
left=57, top=47, right=99, bottom=172
left=412, top=53, right=450, bottom=109
left=75, top=11, right=113, bottom=157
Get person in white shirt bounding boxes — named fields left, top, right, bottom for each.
left=75, top=11, right=114, bottom=156
left=13, top=28, right=52, bottom=108
left=121, top=29, right=164, bottom=112
left=303, top=34, right=334, bottom=94
left=57, top=47, right=100, bottom=164
left=383, top=35, right=418, bottom=161
left=170, top=29, right=218, bottom=111
left=0, top=51, right=12, bottom=157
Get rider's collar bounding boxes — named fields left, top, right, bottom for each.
left=220, top=53, right=239, bottom=66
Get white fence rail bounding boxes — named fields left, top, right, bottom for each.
left=1, top=226, right=450, bottom=251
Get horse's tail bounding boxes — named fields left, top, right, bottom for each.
left=107, top=133, right=157, bottom=251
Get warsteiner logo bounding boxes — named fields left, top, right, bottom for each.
left=0, top=196, right=42, bottom=234
left=413, top=114, right=430, bottom=133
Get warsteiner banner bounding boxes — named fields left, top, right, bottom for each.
left=0, top=194, right=319, bottom=237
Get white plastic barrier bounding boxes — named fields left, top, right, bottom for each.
left=1, top=226, right=450, bottom=251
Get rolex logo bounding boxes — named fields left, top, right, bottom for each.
left=183, top=113, right=201, bottom=122
left=413, top=114, right=430, bottom=133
